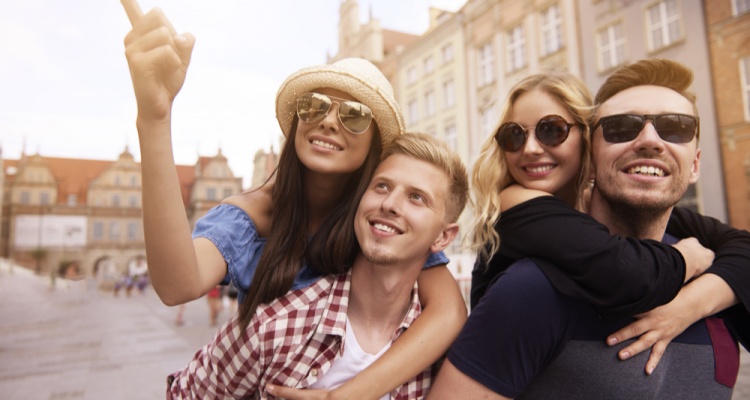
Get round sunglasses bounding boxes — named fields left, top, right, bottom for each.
left=495, top=114, right=582, bottom=152
left=296, top=92, right=373, bottom=134
left=593, top=113, right=698, bottom=144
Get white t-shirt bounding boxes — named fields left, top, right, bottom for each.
left=310, top=317, right=392, bottom=400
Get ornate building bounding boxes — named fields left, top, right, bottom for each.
left=0, top=147, right=243, bottom=280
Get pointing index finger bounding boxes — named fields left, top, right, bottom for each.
left=121, top=0, right=144, bottom=26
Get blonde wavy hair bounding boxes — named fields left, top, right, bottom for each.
left=470, top=72, right=594, bottom=264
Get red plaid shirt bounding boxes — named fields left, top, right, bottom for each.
left=167, top=270, right=435, bottom=399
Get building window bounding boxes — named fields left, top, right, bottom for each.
left=67, top=194, right=77, bottom=206
left=443, top=79, right=455, bottom=108
left=477, top=43, right=494, bottom=86
left=20, top=191, right=31, bottom=205
left=408, top=99, right=419, bottom=125
left=39, top=192, right=50, bottom=205
left=597, top=22, right=626, bottom=71
left=424, top=55, right=435, bottom=75
left=741, top=57, right=750, bottom=121
left=444, top=124, right=457, bottom=150
left=507, top=25, right=526, bottom=72
left=441, top=44, right=453, bottom=64
left=112, top=194, right=121, bottom=207
left=207, top=187, right=217, bottom=201
left=128, top=195, right=138, bottom=208
left=223, top=188, right=233, bottom=199
left=109, top=222, right=120, bottom=241
left=93, top=222, right=104, bottom=240
left=114, top=175, right=121, bottom=186
left=646, top=0, right=682, bottom=51
left=127, top=222, right=138, bottom=241
left=130, top=175, right=138, bottom=187
left=425, top=89, right=436, bottom=117
left=480, top=107, right=494, bottom=142
left=735, top=0, right=750, bottom=15
left=407, top=66, right=417, bottom=85
left=540, top=4, right=563, bottom=56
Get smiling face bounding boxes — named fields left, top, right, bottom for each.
left=354, top=154, right=455, bottom=267
left=504, top=88, right=583, bottom=201
left=294, top=88, right=375, bottom=176
left=591, top=85, right=700, bottom=216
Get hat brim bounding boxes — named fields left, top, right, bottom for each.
left=275, top=62, right=404, bottom=148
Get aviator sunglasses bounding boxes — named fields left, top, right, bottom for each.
left=593, top=113, right=698, bottom=144
left=296, top=92, right=373, bottom=134
left=495, top=114, right=581, bottom=152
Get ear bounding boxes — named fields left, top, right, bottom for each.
left=430, top=223, right=459, bottom=253
left=689, top=147, right=701, bottom=184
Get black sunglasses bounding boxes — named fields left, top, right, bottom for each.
left=593, top=113, right=698, bottom=144
left=296, top=92, right=373, bottom=134
left=495, top=115, right=581, bottom=152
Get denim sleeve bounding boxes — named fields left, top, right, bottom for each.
left=424, top=251, right=449, bottom=268
left=192, top=204, right=265, bottom=296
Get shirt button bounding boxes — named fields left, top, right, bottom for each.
left=310, top=369, right=318, bottom=376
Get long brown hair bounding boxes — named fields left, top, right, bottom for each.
left=238, top=116, right=382, bottom=329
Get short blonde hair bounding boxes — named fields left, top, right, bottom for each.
left=382, top=133, right=469, bottom=223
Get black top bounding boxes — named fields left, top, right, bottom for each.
left=471, top=197, right=750, bottom=349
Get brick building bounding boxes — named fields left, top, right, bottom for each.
left=705, top=0, right=750, bottom=230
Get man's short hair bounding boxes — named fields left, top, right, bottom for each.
left=381, top=133, right=469, bottom=223
left=594, top=59, right=699, bottom=138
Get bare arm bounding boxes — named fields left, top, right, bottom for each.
left=121, top=0, right=225, bottom=305
left=607, top=273, right=738, bottom=374
left=265, top=266, right=467, bottom=400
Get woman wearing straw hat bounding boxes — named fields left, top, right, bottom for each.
left=121, top=2, right=466, bottom=398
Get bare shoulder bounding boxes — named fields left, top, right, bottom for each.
left=499, top=184, right=552, bottom=212
left=223, top=181, right=274, bottom=237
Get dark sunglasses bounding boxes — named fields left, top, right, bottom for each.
left=495, top=115, right=581, bottom=152
left=593, top=113, right=698, bottom=144
left=296, top=92, right=373, bottom=134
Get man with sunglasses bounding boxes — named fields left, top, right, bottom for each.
left=429, top=59, right=744, bottom=399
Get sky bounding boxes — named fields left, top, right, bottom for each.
left=0, top=0, right=466, bottom=187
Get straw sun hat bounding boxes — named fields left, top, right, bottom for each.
left=275, top=58, right=405, bottom=147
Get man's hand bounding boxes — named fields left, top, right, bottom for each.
left=121, top=0, right=195, bottom=123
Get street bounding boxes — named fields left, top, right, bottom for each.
left=1, top=260, right=749, bottom=399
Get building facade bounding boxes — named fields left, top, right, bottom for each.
left=705, top=0, right=750, bottom=230
left=1, top=148, right=243, bottom=282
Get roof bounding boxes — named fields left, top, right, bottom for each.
left=3, top=154, right=196, bottom=207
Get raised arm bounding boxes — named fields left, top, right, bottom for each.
left=121, top=0, right=225, bottom=305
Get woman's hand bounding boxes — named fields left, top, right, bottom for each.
left=121, top=0, right=195, bottom=124
left=606, top=298, right=695, bottom=375
left=265, top=384, right=344, bottom=400
left=673, top=237, right=714, bottom=281
left=606, top=273, right=736, bottom=375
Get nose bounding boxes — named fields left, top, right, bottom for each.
left=380, top=190, right=402, bottom=216
left=631, top=121, right=665, bottom=153
left=522, top=131, right=544, bottom=156
left=319, top=102, right=341, bottom=132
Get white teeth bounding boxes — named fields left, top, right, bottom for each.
left=373, top=223, right=397, bottom=234
left=312, top=140, right=341, bottom=151
left=527, top=165, right=553, bottom=173
left=627, top=165, right=665, bottom=177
